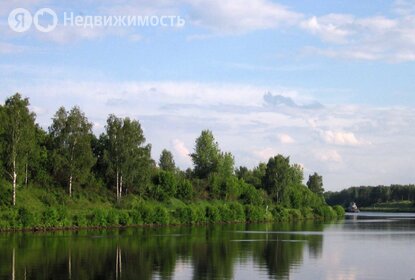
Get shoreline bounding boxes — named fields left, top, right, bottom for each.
left=0, top=215, right=342, bottom=233
left=359, top=207, right=415, bottom=213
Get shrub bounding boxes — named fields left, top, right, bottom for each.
left=288, top=209, right=303, bottom=221
left=153, top=171, right=178, bottom=201
left=228, top=202, right=245, bottom=222
left=205, top=205, right=220, bottom=223
left=333, top=205, right=345, bottom=217
left=107, top=210, right=119, bottom=225
left=0, top=209, right=20, bottom=229
left=42, top=207, right=59, bottom=227
left=245, top=205, right=266, bottom=222
left=313, top=206, right=336, bottom=219
left=271, top=205, right=289, bottom=221
left=72, top=213, right=88, bottom=227
left=239, top=183, right=264, bottom=206
left=89, top=209, right=108, bottom=227
left=176, top=178, right=193, bottom=201
left=138, top=204, right=154, bottom=224
left=153, top=206, right=170, bottom=225
left=118, top=211, right=131, bottom=226
left=130, top=210, right=143, bottom=225
left=192, top=205, right=207, bottom=224
left=56, top=207, right=71, bottom=227
left=174, top=206, right=194, bottom=224
left=19, top=207, right=40, bottom=228
left=218, top=204, right=233, bottom=222
left=300, top=207, right=314, bottom=220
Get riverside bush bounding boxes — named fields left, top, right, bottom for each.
left=271, top=205, right=289, bottom=221
left=205, top=205, right=221, bottom=223
left=118, top=210, right=131, bottom=226
left=89, top=209, right=108, bottom=226
left=333, top=205, right=345, bottom=217
left=245, top=205, right=266, bottom=222
left=153, top=206, right=170, bottom=225
left=19, top=207, right=40, bottom=228
left=313, top=205, right=337, bottom=219
left=42, top=207, right=59, bottom=227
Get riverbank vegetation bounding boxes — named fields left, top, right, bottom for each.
left=0, top=93, right=343, bottom=230
left=325, top=185, right=415, bottom=211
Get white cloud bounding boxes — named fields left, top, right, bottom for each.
left=300, top=14, right=354, bottom=44
left=278, top=133, right=295, bottom=144
left=301, top=5, right=415, bottom=62
left=320, top=130, right=362, bottom=146
left=172, top=138, right=191, bottom=164
left=185, top=0, right=302, bottom=34
left=315, top=149, right=342, bottom=163
left=253, top=147, right=278, bottom=161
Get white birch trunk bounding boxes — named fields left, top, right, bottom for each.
left=12, top=158, right=17, bottom=206
left=69, top=174, right=72, bottom=197
left=116, top=169, right=119, bottom=201
left=120, top=175, right=123, bottom=199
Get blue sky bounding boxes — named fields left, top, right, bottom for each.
left=1, top=0, right=415, bottom=191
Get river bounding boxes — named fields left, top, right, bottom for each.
left=0, top=212, right=414, bottom=279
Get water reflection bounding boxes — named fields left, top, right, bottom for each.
left=0, top=213, right=414, bottom=279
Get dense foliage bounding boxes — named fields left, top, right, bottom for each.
left=0, top=93, right=342, bottom=229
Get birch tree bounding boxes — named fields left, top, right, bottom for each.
left=1, top=94, right=36, bottom=206
left=49, top=106, right=95, bottom=196
left=103, top=115, right=152, bottom=200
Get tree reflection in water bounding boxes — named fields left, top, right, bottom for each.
left=0, top=222, right=328, bottom=279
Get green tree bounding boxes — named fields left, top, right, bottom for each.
left=159, top=149, right=176, bottom=172
left=49, top=106, right=95, bottom=197
left=307, top=172, right=324, bottom=195
left=152, top=170, right=177, bottom=201
left=191, top=130, right=221, bottom=179
left=103, top=114, right=152, bottom=199
left=0, top=94, right=36, bottom=205
left=262, top=155, right=293, bottom=204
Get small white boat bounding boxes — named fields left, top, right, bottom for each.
left=346, top=202, right=360, bottom=213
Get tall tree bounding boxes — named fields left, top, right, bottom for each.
left=191, top=130, right=221, bottom=179
left=49, top=106, right=95, bottom=196
left=262, top=155, right=292, bottom=203
left=1, top=94, right=36, bottom=206
left=103, top=115, right=152, bottom=199
left=159, top=149, right=176, bottom=172
left=307, top=172, right=324, bottom=195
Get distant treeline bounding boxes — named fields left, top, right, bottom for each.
left=325, top=185, right=415, bottom=207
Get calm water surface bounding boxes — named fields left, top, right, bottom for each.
left=1, top=212, right=414, bottom=279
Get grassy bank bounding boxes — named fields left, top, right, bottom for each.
left=0, top=187, right=344, bottom=231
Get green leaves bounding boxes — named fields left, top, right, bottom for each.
left=49, top=106, right=95, bottom=195
left=307, top=172, right=324, bottom=195
left=102, top=114, right=153, bottom=197
left=191, top=130, right=221, bottom=179
left=159, top=149, right=176, bottom=172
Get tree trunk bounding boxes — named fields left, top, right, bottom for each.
left=120, top=175, right=123, bottom=199
left=69, top=174, right=72, bottom=197
left=12, top=158, right=17, bottom=206
left=116, top=169, right=119, bottom=201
